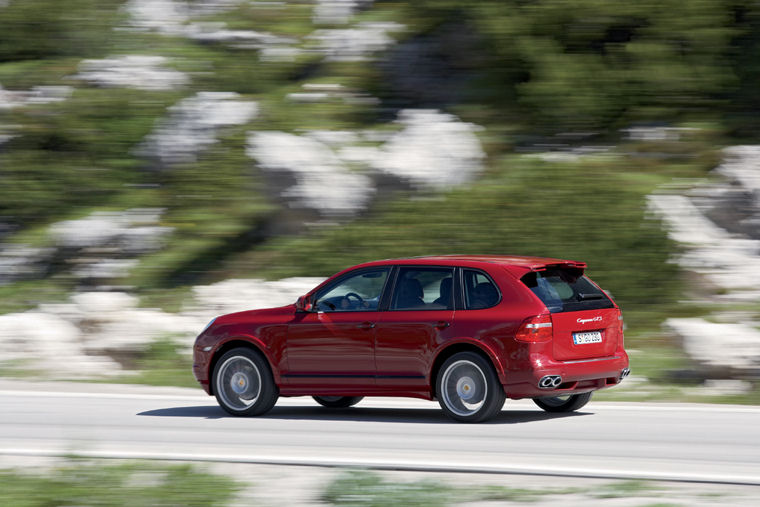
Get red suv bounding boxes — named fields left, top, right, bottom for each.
left=193, top=255, right=629, bottom=422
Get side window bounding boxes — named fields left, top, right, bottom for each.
left=463, top=269, right=500, bottom=310
left=391, top=267, right=455, bottom=310
left=315, top=268, right=389, bottom=312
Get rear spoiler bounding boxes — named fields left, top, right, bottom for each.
left=501, top=261, right=586, bottom=279
left=533, top=261, right=587, bottom=271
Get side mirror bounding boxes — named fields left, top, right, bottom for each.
left=295, top=295, right=314, bottom=313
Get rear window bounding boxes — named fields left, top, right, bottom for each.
left=520, top=267, right=614, bottom=313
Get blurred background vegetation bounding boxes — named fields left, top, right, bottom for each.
left=1, top=0, right=759, bottom=398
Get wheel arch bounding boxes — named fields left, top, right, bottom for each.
left=429, top=340, right=506, bottom=398
left=208, top=338, right=278, bottom=396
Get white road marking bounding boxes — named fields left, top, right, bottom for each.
left=1, top=447, right=758, bottom=486
left=0, top=389, right=758, bottom=414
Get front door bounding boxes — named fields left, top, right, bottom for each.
left=285, top=267, right=390, bottom=388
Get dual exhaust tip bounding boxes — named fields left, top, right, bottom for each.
left=539, top=368, right=630, bottom=389
left=538, top=375, right=562, bottom=389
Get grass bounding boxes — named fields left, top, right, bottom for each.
left=0, top=459, right=239, bottom=507
left=321, top=471, right=671, bottom=506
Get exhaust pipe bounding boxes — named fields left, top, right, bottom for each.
left=538, top=375, right=562, bottom=389
left=620, top=367, right=631, bottom=380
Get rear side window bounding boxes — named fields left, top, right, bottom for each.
left=521, top=267, right=614, bottom=313
left=391, top=267, right=455, bottom=310
left=463, top=269, right=501, bottom=309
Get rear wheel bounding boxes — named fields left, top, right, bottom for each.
left=312, top=396, right=364, bottom=408
left=213, top=347, right=279, bottom=416
left=436, top=351, right=505, bottom=423
left=533, top=392, right=592, bottom=413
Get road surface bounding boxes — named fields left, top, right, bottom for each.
left=0, top=380, right=758, bottom=485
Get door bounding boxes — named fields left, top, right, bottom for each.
left=285, top=267, right=390, bottom=388
left=375, top=266, right=456, bottom=388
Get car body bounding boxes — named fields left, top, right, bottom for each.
left=193, top=255, right=629, bottom=422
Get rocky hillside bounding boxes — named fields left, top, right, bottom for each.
left=1, top=1, right=759, bottom=398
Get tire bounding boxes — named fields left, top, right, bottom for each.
left=312, top=396, right=364, bottom=408
left=212, top=347, right=279, bottom=416
left=533, top=392, right=592, bottom=413
left=436, top=351, right=505, bottom=423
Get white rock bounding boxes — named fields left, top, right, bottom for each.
left=72, top=291, right=139, bottom=314
left=123, top=0, right=190, bottom=35
left=0, top=84, right=72, bottom=109
left=0, top=275, right=328, bottom=379
left=247, top=131, right=374, bottom=215
left=1, top=275, right=326, bottom=379
left=74, top=55, right=189, bottom=91
left=647, top=193, right=760, bottom=291
left=124, top=1, right=289, bottom=48
left=624, top=126, right=699, bottom=142
left=303, top=83, right=344, bottom=91
left=356, top=109, right=485, bottom=189
left=307, top=130, right=359, bottom=147
left=286, top=92, right=330, bottom=102
left=189, top=277, right=323, bottom=317
left=310, top=22, right=404, bottom=62
left=0, top=312, right=122, bottom=378
left=187, top=22, right=292, bottom=46
left=124, top=0, right=242, bottom=35
left=665, top=318, right=760, bottom=370
left=259, top=46, right=302, bottom=62
left=715, top=146, right=760, bottom=199
left=50, top=209, right=172, bottom=252
left=50, top=213, right=128, bottom=249
left=72, top=259, right=139, bottom=280
left=83, top=309, right=201, bottom=354
left=0, top=245, right=54, bottom=285
left=139, top=92, right=257, bottom=165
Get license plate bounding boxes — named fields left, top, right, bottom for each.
left=573, top=331, right=603, bottom=345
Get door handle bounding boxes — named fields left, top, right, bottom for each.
left=357, top=322, right=375, bottom=330
left=436, top=321, right=450, bottom=330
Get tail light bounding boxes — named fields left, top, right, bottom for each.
left=515, top=314, right=553, bottom=342
left=617, top=311, right=625, bottom=347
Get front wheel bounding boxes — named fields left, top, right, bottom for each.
left=533, top=392, right=592, bottom=413
left=312, top=396, right=364, bottom=408
left=436, top=352, right=505, bottom=423
left=213, top=347, right=279, bottom=416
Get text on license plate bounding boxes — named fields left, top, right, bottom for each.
left=573, top=331, right=603, bottom=345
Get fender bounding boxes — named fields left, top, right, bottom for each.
left=431, top=337, right=507, bottom=385
left=210, top=334, right=283, bottom=384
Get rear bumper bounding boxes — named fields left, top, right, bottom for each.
left=503, top=352, right=629, bottom=399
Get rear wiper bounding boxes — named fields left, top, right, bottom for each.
left=577, top=293, right=604, bottom=301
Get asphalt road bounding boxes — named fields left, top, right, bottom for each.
left=0, top=380, right=758, bottom=485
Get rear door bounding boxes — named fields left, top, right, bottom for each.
left=375, top=266, right=456, bottom=388
left=520, top=266, right=621, bottom=360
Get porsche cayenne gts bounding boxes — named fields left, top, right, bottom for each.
left=193, top=255, right=629, bottom=422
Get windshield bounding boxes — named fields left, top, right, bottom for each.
left=520, top=267, right=614, bottom=313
